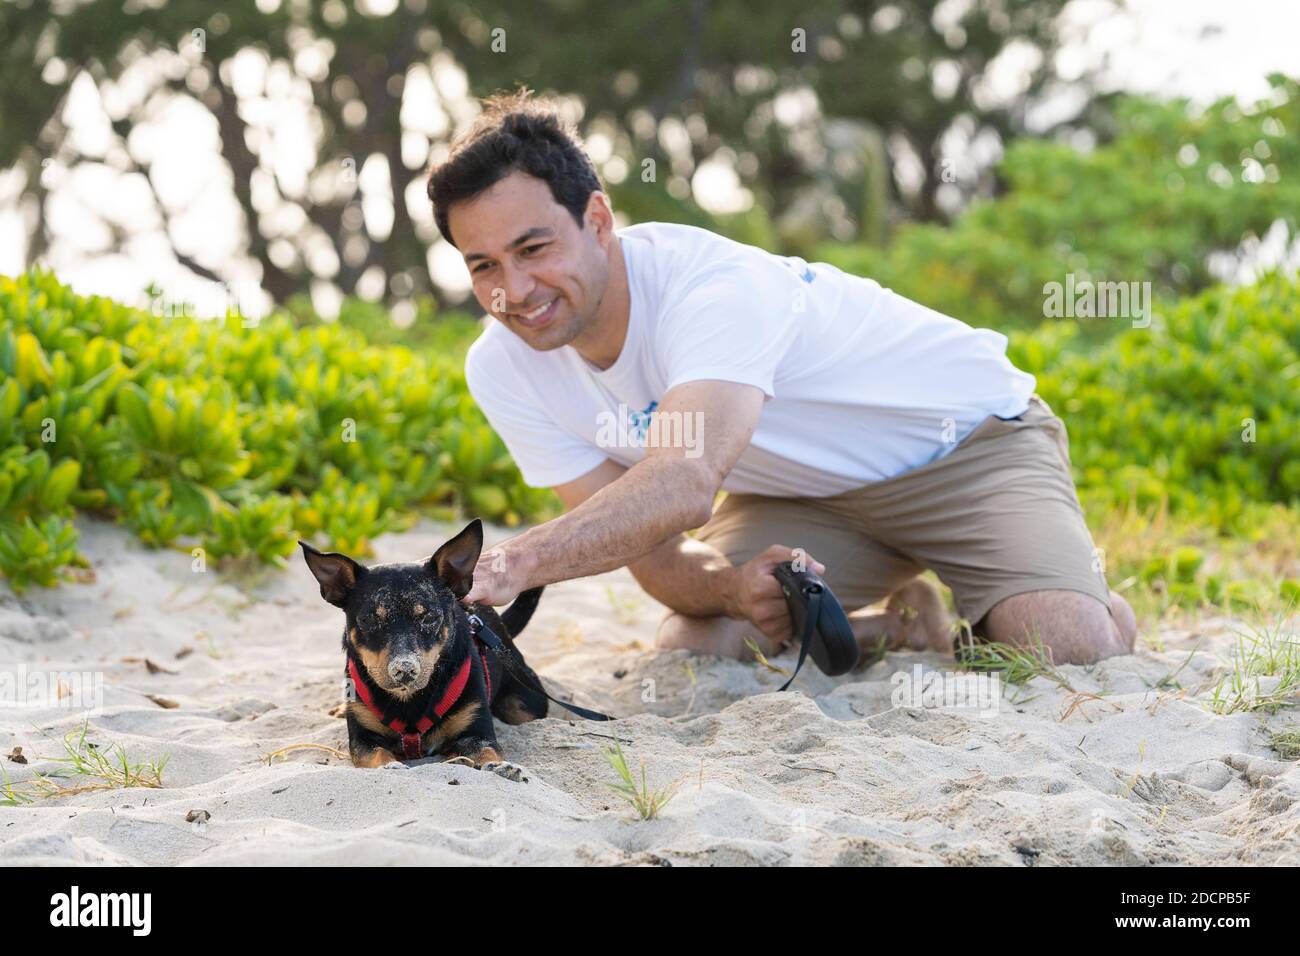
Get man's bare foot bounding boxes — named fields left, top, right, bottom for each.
left=886, top=579, right=954, bottom=653
left=657, top=610, right=774, bottom=660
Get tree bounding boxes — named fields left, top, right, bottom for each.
left=0, top=0, right=1106, bottom=306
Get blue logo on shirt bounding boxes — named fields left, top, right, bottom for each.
left=782, top=256, right=816, bottom=283
left=628, top=400, right=658, bottom=440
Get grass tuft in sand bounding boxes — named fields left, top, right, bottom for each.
left=3, top=720, right=168, bottom=802
left=1208, top=607, right=1300, bottom=715
left=602, top=737, right=681, bottom=821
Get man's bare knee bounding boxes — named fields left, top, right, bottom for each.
left=1109, top=590, right=1137, bottom=651
left=982, top=590, right=1131, bottom=665
left=656, top=610, right=772, bottom=661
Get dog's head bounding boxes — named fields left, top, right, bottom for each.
left=300, top=519, right=484, bottom=699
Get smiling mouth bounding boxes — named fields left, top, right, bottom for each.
left=508, top=298, right=559, bottom=328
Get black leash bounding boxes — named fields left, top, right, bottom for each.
left=470, top=580, right=825, bottom=710
left=778, top=589, right=822, bottom=692
left=468, top=613, right=614, bottom=722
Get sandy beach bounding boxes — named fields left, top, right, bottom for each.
left=1, top=515, right=1297, bottom=867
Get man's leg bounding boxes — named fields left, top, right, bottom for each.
left=657, top=577, right=955, bottom=660
left=655, top=611, right=759, bottom=659
left=809, top=396, right=1131, bottom=667
left=979, top=588, right=1136, bottom=665
left=847, top=578, right=955, bottom=656
left=655, top=488, right=932, bottom=661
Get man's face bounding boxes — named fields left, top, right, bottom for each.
left=448, top=170, right=612, bottom=352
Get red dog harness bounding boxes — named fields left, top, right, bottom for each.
left=347, top=639, right=493, bottom=760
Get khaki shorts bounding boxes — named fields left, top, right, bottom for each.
left=696, top=396, right=1112, bottom=627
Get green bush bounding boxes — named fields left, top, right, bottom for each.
left=0, top=270, right=559, bottom=590
left=5, top=261, right=1298, bottom=593
left=815, top=75, right=1300, bottom=333
left=1016, top=269, right=1300, bottom=530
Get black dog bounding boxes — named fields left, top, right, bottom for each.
left=300, top=519, right=547, bottom=781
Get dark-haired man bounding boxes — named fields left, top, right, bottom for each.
left=428, top=92, right=1136, bottom=666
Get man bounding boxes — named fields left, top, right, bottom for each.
left=426, top=91, right=1136, bottom=668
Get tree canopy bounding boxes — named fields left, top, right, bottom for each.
left=1, top=0, right=1102, bottom=306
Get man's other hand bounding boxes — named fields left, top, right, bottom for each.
left=723, top=545, right=826, bottom=649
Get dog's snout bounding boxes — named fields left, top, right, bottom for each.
left=388, top=655, right=421, bottom=685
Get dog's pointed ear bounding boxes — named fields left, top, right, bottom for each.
left=426, top=519, right=483, bottom=599
left=299, top=541, right=366, bottom=609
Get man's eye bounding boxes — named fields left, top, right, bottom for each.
left=472, top=262, right=492, bottom=274
left=521, top=244, right=546, bottom=256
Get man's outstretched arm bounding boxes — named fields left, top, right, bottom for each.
left=461, top=379, right=764, bottom=606
left=540, top=451, right=828, bottom=650
left=543, top=458, right=741, bottom=618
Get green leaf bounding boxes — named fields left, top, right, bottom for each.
left=115, top=383, right=154, bottom=442
left=38, top=459, right=81, bottom=512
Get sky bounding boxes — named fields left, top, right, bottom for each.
left=0, top=0, right=1295, bottom=317
left=1069, top=0, right=1300, bottom=104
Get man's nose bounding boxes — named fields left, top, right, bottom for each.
left=499, top=264, right=536, bottom=312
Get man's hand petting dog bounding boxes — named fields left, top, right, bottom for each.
left=722, top=545, right=825, bottom=652
left=462, top=546, right=524, bottom=607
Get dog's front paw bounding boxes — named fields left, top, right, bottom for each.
left=482, top=760, right=530, bottom=784
left=380, top=760, right=411, bottom=770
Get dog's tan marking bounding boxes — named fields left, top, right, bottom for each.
left=351, top=697, right=480, bottom=757
left=471, top=745, right=503, bottom=767
left=352, top=642, right=391, bottom=688
left=375, top=605, right=387, bottom=620
left=348, top=625, right=386, bottom=679
left=348, top=700, right=394, bottom=737
left=427, top=701, right=481, bottom=750
left=352, top=746, right=402, bottom=769
left=414, top=644, right=442, bottom=688
left=493, top=695, right=539, bottom=726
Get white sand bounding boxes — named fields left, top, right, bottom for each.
left=1, top=515, right=1297, bottom=866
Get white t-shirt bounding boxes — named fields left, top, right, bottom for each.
left=464, top=221, right=1036, bottom=498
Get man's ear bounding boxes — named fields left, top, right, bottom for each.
left=585, top=190, right=615, bottom=244
left=427, top=519, right=484, bottom=599
left=299, top=541, right=366, bottom=609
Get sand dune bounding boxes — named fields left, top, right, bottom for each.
left=1, top=516, right=1297, bottom=866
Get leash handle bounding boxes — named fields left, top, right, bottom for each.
left=469, top=615, right=615, bottom=722
left=778, top=589, right=822, bottom=692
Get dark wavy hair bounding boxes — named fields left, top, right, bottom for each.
left=426, top=89, right=603, bottom=248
